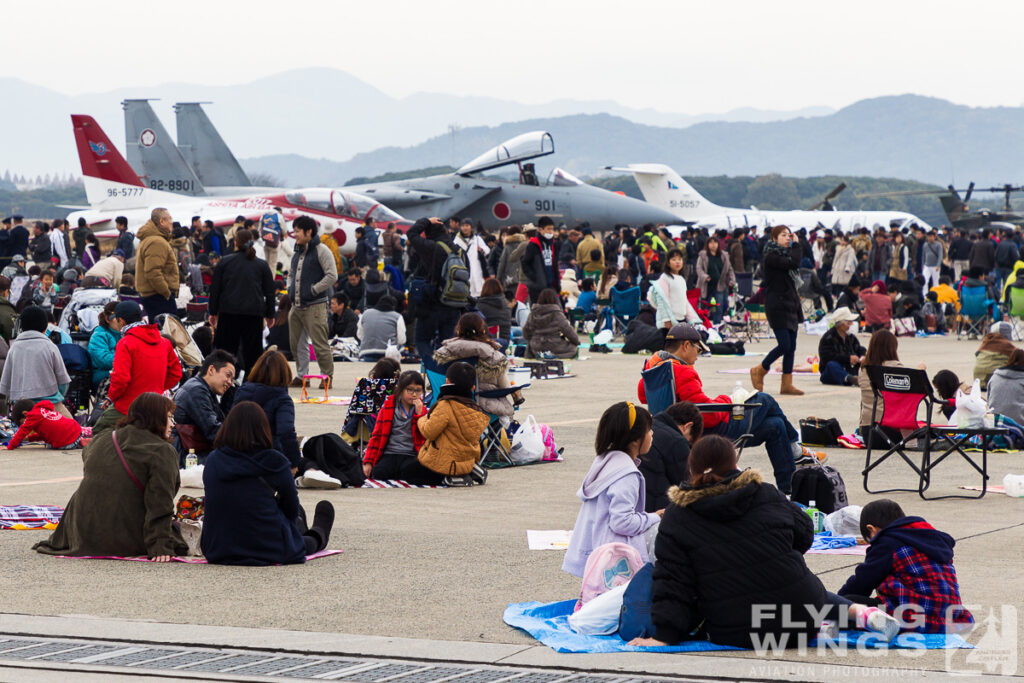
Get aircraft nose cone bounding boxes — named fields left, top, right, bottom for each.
left=617, top=200, right=682, bottom=227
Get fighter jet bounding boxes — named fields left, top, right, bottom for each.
left=611, top=163, right=932, bottom=233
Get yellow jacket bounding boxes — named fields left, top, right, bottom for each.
left=417, top=396, right=490, bottom=476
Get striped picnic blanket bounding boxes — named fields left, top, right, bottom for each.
left=361, top=479, right=447, bottom=489
left=0, top=505, right=64, bottom=530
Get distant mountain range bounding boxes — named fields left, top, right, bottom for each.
left=0, top=67, right=831, bottom=177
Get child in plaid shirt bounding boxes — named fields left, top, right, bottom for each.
left=838, top=499, right=974, bottom=633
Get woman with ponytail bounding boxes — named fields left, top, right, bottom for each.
left=209, top=228, right=277, bottom=377
left=562, top=401, right=661, bottom=577
left=632, top=435, right=900, bottom=649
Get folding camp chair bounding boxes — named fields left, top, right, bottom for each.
left=1006, top=286, right=1024, bottom=340
left=956, top=285, right=992, bottom=340
left=609, top=286, right=641, bottom=336
left=864, top=365, right=1007, bottom=499
left=343, top=377, right=396, bottom=453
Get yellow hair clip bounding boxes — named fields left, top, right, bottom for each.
left=626, top=401, right=636, bottom=428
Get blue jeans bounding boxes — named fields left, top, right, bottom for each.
left=762, top=327, right=797, bottom=374
left=712, top=392, right=798, bottom=493
left=820, top=360, right=853, bottom=385
left=414, top=306, right=461, bottom=362
left=710, top=288, right=728, bottom=324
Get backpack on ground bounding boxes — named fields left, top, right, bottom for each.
left=576, top=542, right=644, bottom=611
left=438, top=242, right=470, bottom=308
left=790, top=462, right=848, bottom=514
left=301, top=433, right=366, bottom=488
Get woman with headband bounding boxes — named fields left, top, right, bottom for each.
left=563, top=401, right=661, bottom=577
left=209, top=228, right=277, bottom=377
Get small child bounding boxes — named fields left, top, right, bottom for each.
left=838, top=499, right=974, bottom=633
left=576, top=278, right=597, bottom=316
left=416, top=361, right=489, bottom=486
left=562, top=401, right=660, bottom=577
left=8, top=399, right=90, bottom=450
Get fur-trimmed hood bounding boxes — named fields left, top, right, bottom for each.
left=668, top=468, right=762, bottom=509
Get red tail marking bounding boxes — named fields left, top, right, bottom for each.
left=71, top=114, right=144, bottom=187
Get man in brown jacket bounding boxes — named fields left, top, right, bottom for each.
left=136, top=207, right=180, bottom=322
left=576, top=227, right=604, bottom=278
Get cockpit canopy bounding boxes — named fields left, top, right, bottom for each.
left=284, top=189, right=404, bottom=223
left=456, top=131, right=555, bottom=176
left=549, top=167, right=583, bottom=187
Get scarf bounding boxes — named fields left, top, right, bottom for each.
left=764, top=239, right=802, bottom=288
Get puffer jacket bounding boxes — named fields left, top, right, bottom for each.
left=87, top=323, right=121, bottom=385
left=652, top=469, right=826, bottom=648
left=762, top=243, right=803, bottom=331
left=523, top=303, right=579, bottom=358
left=416, top=391, right=490, bottom=476
left=107, top=323, right=182, bottom=415
left=830, top=244, right=857, bottom=286
left=474, top=295, right=512, bottom=340
left=986, top=365, right=1024, bottom=425
left=433, top=337, right=513, bottom=416
left=135, top=220, right=179, bottom=299
left=233, top=381, right=301, bottom=468
left=497, top=233, right=528, bottom=288
left=638, top=410, right=692, bottom=512
left=209, top=251, right=276, bottom=318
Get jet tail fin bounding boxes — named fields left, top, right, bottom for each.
left=605, top=163, right=722, bottom=219
left=174, top=102, right=252, bottom=187
left=123, top=99, right=205, bottom=196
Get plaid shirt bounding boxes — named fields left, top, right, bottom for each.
left=878, top=544, right=974, bottom=632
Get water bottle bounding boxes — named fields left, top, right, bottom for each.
left=806, top=499, right=825, bottom=533
left=185, top=448, right=198, bottom=470
left=1004, top=474, right=1024, bottom=497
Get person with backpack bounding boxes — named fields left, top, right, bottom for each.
left=260, top=209, right=284, bottom=272
left=563, top=401, right=661, bottom=577
left=406, top=217, right=469, bottom=362
left=287, top=216, right=338, bottom=388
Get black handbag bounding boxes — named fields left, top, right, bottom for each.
left=799, top=417, right=843, bottom=447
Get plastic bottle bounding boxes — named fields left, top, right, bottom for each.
left=806, top=499, right=825, bottom=533
left=1004, top=474, right=1024, bottom=497
left=185, top=448, right=198, bottom=470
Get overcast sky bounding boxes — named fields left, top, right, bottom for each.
left=8, top=0, right=1022, bottom=113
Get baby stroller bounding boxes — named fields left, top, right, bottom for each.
left=58, top=343, right=93, bottom=417
left=156, top=313, right=205, bottom=383
left=58, top=288, right=119, bottom=344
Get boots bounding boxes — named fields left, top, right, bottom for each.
left=750, top=364, right=768, bottom=392
left=780, top=373, right=804, bottom=396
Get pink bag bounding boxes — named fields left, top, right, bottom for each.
left=575, top=542, right=644, bottom=611
left=539, top=423, right=561, bottom=461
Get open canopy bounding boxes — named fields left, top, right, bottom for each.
left=456, top=131, right=555, bottom=176
left=284, top=189, right=404, bottom=223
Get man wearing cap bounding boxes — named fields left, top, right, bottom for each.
left=817, top=307, right=865, bottom=386
left=93, top=301, right=182, bottom=434
left=83, top=250, right=126, bottom=289
left=637, top=322, right=822, bottom=494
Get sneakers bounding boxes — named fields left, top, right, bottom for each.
left=817, top=620, right=839, bottom=640
left=794, top=445, right=828, bottom=467
left=470, top=464, right=488, bottom=485
left=837, top=434, right=865, bottom=449
left=862, top=607, right=901, bottom=642
left=296, top=469, right=343, bottom=489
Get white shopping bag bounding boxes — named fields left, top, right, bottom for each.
left=568, top=583, right=628, bottom=635
left=509, top=415, right=545, bottom=464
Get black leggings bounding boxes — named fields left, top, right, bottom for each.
left=371, top=451, right=445, bottom=485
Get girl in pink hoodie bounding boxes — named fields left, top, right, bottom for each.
left=563, top=402, right=662, bottom=577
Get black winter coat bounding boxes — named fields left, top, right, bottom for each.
left=762, top=245, right=803, bottom=331
left=173, top=376, right=225, bottom=449
left=652, top=469, right=827, bottom=648
left=474, top=295, right=511, bottom=340
left=521, top=237, right=558, bottom=291
left=638, top=411, right=691, bottom=512
left=234, top=382, right=302, bottom=468
left=209, top=252, right=276, bottom=319
left=817, top=327, right=865, bottom=375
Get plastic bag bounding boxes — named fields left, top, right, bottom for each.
left=823, top=505, right=862, bottom=537
left=568, top=583, right=628, bottom=635
left=949, top=379, right=985, bottom=429
left=384, top=340, right=402, bottom=364
left=509, top=415, right=545, bottom=464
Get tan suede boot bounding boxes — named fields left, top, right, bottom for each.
left=750, top=364, right=768, bottom=392
left=780, top=373, right=804, bottom=396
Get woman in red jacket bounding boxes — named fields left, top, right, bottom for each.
left=360, top=370, right=439, bottom=484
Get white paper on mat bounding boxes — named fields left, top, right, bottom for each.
left=527, top=529, right=572, bottom=550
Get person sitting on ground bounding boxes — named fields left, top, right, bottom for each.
left=637, top=323, right=820, bottom=495
left=357, top=295, right=405, bottom=362
left=0, top=306, right=72, bottom=417
left=118, top=273, right=138, bottom=298
left=329, top=292, right=359, bottom=338
left=563, top=401, right=661, bottom=577
left=929, top=275, right=959, bottom=311
left=931, top=369, right=972, bottom=420
left=190, top=324, right=214, bottom=358
left=919, top=291, right=947, bottom=333
left=87, top=301, right=123, bottom=387
left=638, top=401, right=704, bottom=513
left=858, top=330, right=926, bottom=434
left=33, top=393, right=188, bottom=561
left=833, top=279, right=863, bottom=315
left=415, top=361, right=489, bottom=486
left=433, top=312, right=520, bottom=417
left=817, top=307, right=865, bottom=386
left=985, top=347, right=1024, bottom=426
left=94, top=301, right=182, bottom=434
left=474, top=277, right=512, bottom=343
left=363, top=268, right=404, bottom=312
left=341, top=270, right=366, bottom=312
left=173, top=350, right=236, bottom=461
left=629, top=435, right=900, bottom=649
left=361, top=370, right=442, bottom=484
left=342, top=357, right=401, bottom=442
left=201, top=401, right=335, bottom=566
left=859, top=280, right=894, bottom=332
left=838, top=499, right=973, bottom=634
left=7, top=398, right=90, bottom=450
left=234, top=348, right=302, bottom=471
left=973, top=331, right=1016, bottom=390
left=523, top=288, right=580, bottom=358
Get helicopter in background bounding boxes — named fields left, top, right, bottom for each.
left=858, top=182, right=1024, bottom=231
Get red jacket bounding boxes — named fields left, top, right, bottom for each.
left=107, top=324, right=183, bottom=414
left=637, top=352, right=730, bottom=428
left=8, top=400, right=82, bottom=449
left=362, top=394, right=427, bottom=467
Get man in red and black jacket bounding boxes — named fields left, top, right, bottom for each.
left=637, top=323, right=814, bottom=495
left=521, top=216, right=560, bottom=303
left=93, top=301, right=182, bottom=434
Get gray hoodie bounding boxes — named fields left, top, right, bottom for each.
left=0, top=330, right=71, bottom=401
left=987, top=366, right=1024, bottom=426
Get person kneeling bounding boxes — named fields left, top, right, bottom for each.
left=202, top=401, right=335, bottom=565
left=416, top=361, right=490, bottom=486
left=8, top=399, right=90, bottom=450
left=361, top=370, right=443, bottom=485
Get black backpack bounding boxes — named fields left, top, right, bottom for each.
left=301, top=433, right=366, bottom=488
left=790, top=463, right=848, bottom=514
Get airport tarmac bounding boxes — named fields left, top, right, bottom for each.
left=0, top=330, right=1022, bottom=680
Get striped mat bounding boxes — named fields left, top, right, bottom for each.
left=0, top=505, right=64, bottom=530
left=361, top=479, right=447, bottom=489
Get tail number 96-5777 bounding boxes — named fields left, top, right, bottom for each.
left=535, top=200, right=557, bottom=211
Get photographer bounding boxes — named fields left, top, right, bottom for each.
left=406, top=217, right=467, bottom=361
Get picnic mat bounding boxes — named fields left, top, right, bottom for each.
left=295, top=396, right=351, bottom=406
left=806, top=545, right=867, bottom=556
left=361, top=479, right=447, bottom=489
left=57, top=549, right=343, bottom=563
left=503, top=600, right=972, bottom=653
left=0, top=505, right=64, bottom=530
left=718, top=368, right=816, bottom=375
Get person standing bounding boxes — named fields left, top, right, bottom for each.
left=969, top=229, right=997, bottom=276
left=521, top=216, right=559, bottom=303
left=576, top=227, right=604, bottom=279
left=406, top=217, right=468, bottom=361
left=453, top=218, right=490, bottom=297
left=948, top=229, right=972, bottom=282
left=135, top=207, right=180, bottom=321
left=830, top=233, right=858, bottom=297
left=114, top=216, right=135, bottom=259
left=210, top=229, right=276, bottom=377
left=751, top=225, right=804, bottom=396
left=287, top=216, right=338, bottom=387
left=920, top=230, right=944, bottom=297
left=49, top=219, right=71, bottom=270
left=695, top=239, right=735, bottom=324
left=259, top=209, right=284, bottom=272
left=382, top=222, right=404, bottom=269
left=867, top=232, right=891, bottom=284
